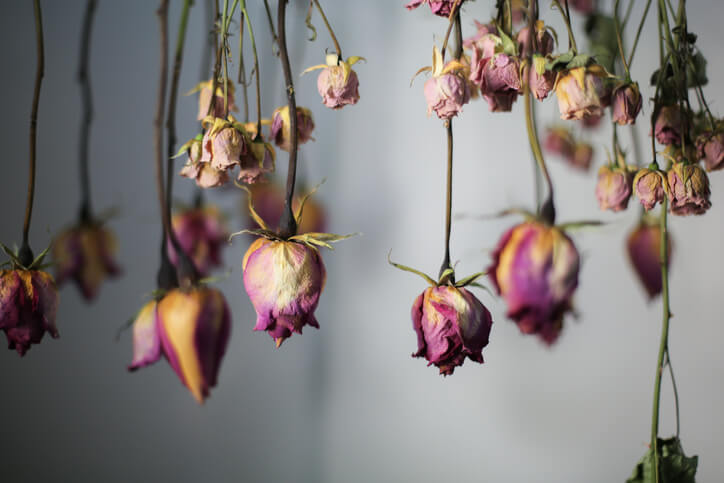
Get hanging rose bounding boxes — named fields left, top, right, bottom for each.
left=188, top=79, right=237, bottom=121
left=168, top=204, right=228, bottom=277
left=626, top=218, right=671, bottom=299
left=666, top=162, right=712, bottom=215
left=415, top=46, right=470, bottom=120
left=304, top=54, right=364, bottom=110
left=269, top=106, right=315, bottom=152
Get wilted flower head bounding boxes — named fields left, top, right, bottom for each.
left=633, top=167, right=668, bottom=210
left=52, top=222, right=120, bottom=300
left=627, top=220, right=671, bottom=299
left=489, top=221, right=580, bottom=345
left=654, top=105, right=685, bottom=146
left=179, top=135, right=230, bottom=188
left=200, top=117, right=245, bottom=171
left=611, top=82, right=642, bottom=125
left=595, top=165, right=633, bottom=212
left=476, top=53, right=521, bottom=112
left=517, top=20, right=555, bottom=57
left=569, top=142, right=594, bottom=171
left=464, top=21, right=499, bottom=58
left=0, top=269, right=58, bottom=356
left=238, top=122, right=276, bottom=185
left=270, top=106, right=315, bottom=152
left=554, top=65, right=608, bottom=120
left=405, top=0, right=456, bottom=17
left=667, top=162, right=711, bottom=215
left=581, top=112, right=603, bottom=129
left=696, top=129, right=724, bottom=171
left=544, top=126, right=576, bottom=159
left=168, top=205, right=228, bottom=277
left=191, top=79, right=236, bottom=121
left=156, top=286, right=231, bottom=403
left=527, top=56, right=555, bottom=101
left=420, top=47, right=471, bottom=120
left=243, top=238, right=326, bottom=347
left=411, top=285, right=492, bottom=376
left=305, top=54, right=363, bottom=110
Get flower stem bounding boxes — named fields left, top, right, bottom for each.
left=613, top=0, right=631, bottom=79
left=312, top=0, right=342, bottom=58
left=263, top=0, right=279, bottom=53
left=77, top=0, right=97, bottom=224
left=277, top=0, right=299, bottom=239
left=440, top=0, right=463, bottom=59
left=237, top=10, right=250, bottom=122
left=627, top=0, right=652, bottom=68
left=650, top=198, right=671, bottom=483
left=552, top=0, right=577, bottom=54
left=221, top=0, right=230, bottom=116
left=19, top=0, right=45, bottom=267
left=240, top=0, right=263, bottom=136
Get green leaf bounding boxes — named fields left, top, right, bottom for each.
left=627, top=437, right=698, bottom=483
left=387, top=251, right=436, bottom=286
left=545, top=50, right=575, bottom=71
left=28, top=243, right=52, bottom=270
left=566, top=53, right=592, bottom=69
left=556, top=220, right=605, bottom=231
left=686, top=51, right=708, bottom=87
left=498, top=29, right=517, bottom=56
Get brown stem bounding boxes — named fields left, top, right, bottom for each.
left=312, top=0, right=342, bottom=58
left=277, top=0, right=298, bottom=238
left=440, top=0, right=463, bottom=59
left=20, top=0, right=45, bottom=267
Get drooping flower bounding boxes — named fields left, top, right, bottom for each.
left=489, top=221, right=580, bottom=345
left=517, top=20, right=555, bottom=57
left=242, top=238, right=326, bottom=347
left=633, top=167, right=668, bottom=210
left=411, top=285, right=492, bottom=376
left=179, top=135, right=230, bottom=188
left=405, top=0, right=456, bottom=17
left=595, top=165, right=633, bottom=212
left=304, top=54, right=363, bottom=110
left=569, top=142, right=594, bottom=171
left=422, top=47, right=471, bottom=120
left=127, top=300, right=161, bottom=370
left=544, top=126, right=576, bottom=159
left=200, top=118, right=245, bottom=171
left=696, top=129, right=724, bottom=171
left=52, top=222, right=120, bottom=300
left=464, top=21, right=499, bottom=58
left=190, top=79, right=237, bottom=121
left=476, top=53, right=521, bottom=112
left=654, top=105, right=685, bottom=146
left=554, top=65, right=609, bottom=120
left=626, top=220, right=671, bottom=299
left=611, top=82, right=642, bottom=125
left=270, top=106, right=315, bottom=152
left=527, top=57, right=556, bottom=101
left=156, top=286, right=231, bottom=403
left=238, top=121, right=276, bottom=185
left=667, top=162, right=712, bottom=215
left=0, top=269, right=59, bottom=356
left=168, top=205, right=228, bottom=277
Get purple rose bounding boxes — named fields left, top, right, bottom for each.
left=595, top=165, right=633, bottom=212
left=0, top=269, right=59, bottom=356
left=626, top=221, right=671, bottom=299
left=168, top=205, right=228, bottom=277
left=489, top=222, right=580, bottom=345
left=270, top=106, right=315, bottom=152
left=667, top=162, right=711, bottom=215
left=411, top=285, right=492, bottom=376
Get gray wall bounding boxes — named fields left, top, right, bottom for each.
left=1, top=1, right=723, bottom=482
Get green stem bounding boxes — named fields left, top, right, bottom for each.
left=240, top=0, right=262, bottom=135
left=552, top=0, right=577, bottom=54
left=312, top=0, right=342, bottom=58
left=263, top=0, right=279, bottom=53
left=277, top=0, right=299, bottom=239
left=627, top=0, right=652, bottom=68
left=19, top=0, right=45, bottom=267
left=651, top=198, right=671, bottom=483
left=238, top=11, right=250, bottom=122
left=440, top=0, right=463, bottom=59
left=613, top=0, right=631, bottom=79
left=221, top=0, right=230, bottom=116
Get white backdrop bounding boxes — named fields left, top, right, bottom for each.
left=1, top=1, right=723, bottom=482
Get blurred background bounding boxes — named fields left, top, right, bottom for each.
left=1, top=1, right=724, bottom=481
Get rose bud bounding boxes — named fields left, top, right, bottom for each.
left=667, top=162, right=712, bottom=215
left=517, top=20, right=555, bottom=57
left=568, top=142, right=594, bottom=171
left=527, top=56, right=555, bottom=101
left=128, top=300, right=161, bottom=371
left=626, top=220, right=671, bottom=299
left=270, top=106, right=315, bottom=152
left=156, top=286, right=231, bottom=403
left=544, top=126, right=575, bottom=159
left=464, top=21, right=499, bottom=58
left=611, top=82, right=642, bottom=125
left=243, top=238, right=326, bottom=347
left=191, top=79, right=237, bottom=121
left=489, top=221, right=580, bottom=345
left=477, top=53, right=521, bottom=112
left=200, top=119, right=244, bottom=171
left=305, top=53, right=363, bottom=110
left=52, top=222, right=121, bottom=300
left=563, top=0, right=597, bottom=15
left=696, top=130, right=724, bottom=171
left=168, top=205, right=228, bottom=277
left=595, top=165, right=633, bottom=212
left=633, top=167, right=668, bottom=210
left=405, top=0, right=456, bottom=17
left=554, top=65, right=608, bottom=121
left=0, top=269, right=59, bottom=356
left=411, top=285, right=493, bottom=376
left=654, top=105, right=685, bottom=145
